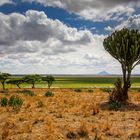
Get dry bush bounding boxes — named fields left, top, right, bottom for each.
left=2, top=122, right=9, bottom=139
left=77, top=122, right=89, bottom=138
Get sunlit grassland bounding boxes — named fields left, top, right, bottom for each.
left=0, top=76, right=140, bottom=89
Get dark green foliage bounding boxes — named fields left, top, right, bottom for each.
left=16, top=90, right=21, bottom=94
left=0, top=95, right=23, bottom=111
left=109, top=79, right=122, bottom=111
left=109, top=101, right=122, bottom=111
left=103, top=28, right=140, bottom=66
left=23, top=74, right=41, bottom=88
left=45, top=91, right=54, bottom=97
left=8, top=95, right=23, bottom=106
left=88, top=89, right=93, bottom=93
left=137, top=88, right=140, bottom=92
left=7, top=78, right=24, bottom=88
left=102, top=88, right=112, bottom=93
left=8, top=95, right=23, bottom=111
left=18, top=89, right=35, bottom=96
left=74, top=88, right=82, bottom=92
left=0, top=72, right=11, bottom=90
left=103, top=28, right=140, bottom=102
left=42, top=75, right=55, bottom=89
left=0, top=97, right=8, bottom=106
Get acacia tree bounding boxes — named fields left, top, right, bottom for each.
left=0, top=72, right=11, bottom=90
left=42, top=75, right=55, bottom=89
left=103, top=28, right=140, bottom=102
left=23, top=74, right=41, bottom=89
left=7, top=79, right=24, bottom=89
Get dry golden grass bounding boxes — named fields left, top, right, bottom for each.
left=0, top=88, right=139, bottom=140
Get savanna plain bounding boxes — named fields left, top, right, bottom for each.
left=0, top=76, right=140, bottom=140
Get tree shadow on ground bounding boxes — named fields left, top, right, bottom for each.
left=99, top=101, right=140, bottom=111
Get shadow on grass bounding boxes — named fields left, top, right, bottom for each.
left=99, top=101, right=140, bottom=111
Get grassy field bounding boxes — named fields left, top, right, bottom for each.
left=54, top=76, right=140, bottom=88
left=1, top=76, right=140, bottom=89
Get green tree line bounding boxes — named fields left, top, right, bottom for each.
left=0, top=73, right=55, bottom=90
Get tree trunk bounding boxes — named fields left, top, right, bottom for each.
left=122, top=65, right=126, bottom=85
left=32, top=83, right=35, bottom=89
left=48, top=83, right=50, bottom=89
left=122, top=84, right=129, bottom=101
left=2, top=82, right=5, bottom=90
left=122, top=70, right=131, bottom=102
left=17, top=84, right=21, bottom=89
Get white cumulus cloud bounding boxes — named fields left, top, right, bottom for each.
left=0, top=0, right=13, bottom=6
left=22, top=0, right=138, bottom=21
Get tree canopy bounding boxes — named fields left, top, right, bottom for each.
left=42, top=75, right=55, bottom=89
left=23, top=74, right=41, bottom=88
left=7, top=79, right=24, bottom=89
left=0, top=72, right=11, bottom=90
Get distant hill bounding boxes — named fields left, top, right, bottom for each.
left=98, top=71, right=110, bottom=75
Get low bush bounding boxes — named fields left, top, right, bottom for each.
left=77, top=123, right=88, bottom=138
left=0, top=97, right=8, bottom=107
left=16, top=90, right=21, bottom=94
left=45, top=91, right=54, bottom=97
left=67, top=131, right=77, bottom=139
left=8, top=95, right=23, bottom=111
left=18, top=89, right=35, bottom=96
left=88, top=89, right=93, bottom=93
left=102, top=88, right=112, bottom=93
left=109, top=78, right=124, bottom=103
left=137, top=88, right=140, bottom=92
left=74, top=89, right=82, bottom=92
left=37, top=101, right=44, bottom=107
left=1, top=89, right=9, bottom=94
left=109, top=101, right=122, bottom=111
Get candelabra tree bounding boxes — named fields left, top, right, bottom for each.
left=103, top=28, right=140, bottom=102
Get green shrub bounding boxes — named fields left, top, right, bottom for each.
left=74, top=89, right=82, bottom=92
left=101, top=88, right=112, bottom=93
left=109, top=101, right=121, bottom=111
left=137, top=88, right=140, bottom=92
left=45, top=91, right=54, bottom=97
left=0, top=97, right=8, bottom=107
left=16, top=90, right=21, bottom=94
left=9, top=95, right=23, bottom=111
left=18, top=89, right=35, bottom=96
left=88, top=89, right=93, bottom=93
left=1, top=89, right=9, bottom=93
left=37, top=101, right=44, bottom=108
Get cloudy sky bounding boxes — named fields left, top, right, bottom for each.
left=0, top=0, right=140, bottom=74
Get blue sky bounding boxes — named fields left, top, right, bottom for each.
left=0, top=1, right=113, bottom=34
left=0, top=0, right=140, bottom=74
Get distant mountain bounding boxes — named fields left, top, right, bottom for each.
left=98, top=71, right=110, bottom=75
